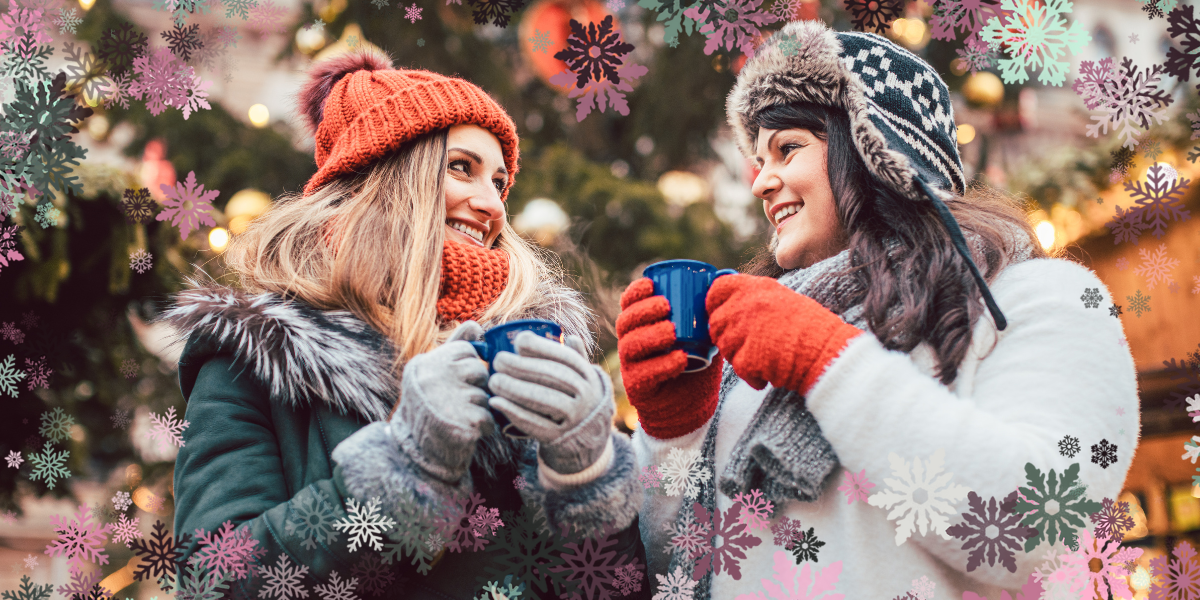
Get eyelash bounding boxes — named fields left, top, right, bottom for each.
left=450, top=159, right=506, bottom=194
left=780, top=143, right=804, bottom=156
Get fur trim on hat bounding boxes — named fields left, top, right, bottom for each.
left=297, top=50, right=395, bottom=137
left=726, top=20, right=965, bottom=200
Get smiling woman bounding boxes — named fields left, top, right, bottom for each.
left=159, top=49, right=651, bottom=599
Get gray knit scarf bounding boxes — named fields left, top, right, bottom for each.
left=671, top=230, right=1034, bottom=599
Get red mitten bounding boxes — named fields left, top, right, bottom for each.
left=617, top=278, right=724, bottom=440
left=706, top=274, right=864, bottom=395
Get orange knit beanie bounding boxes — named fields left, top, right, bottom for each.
left=297, top=50, right=520, bottom=199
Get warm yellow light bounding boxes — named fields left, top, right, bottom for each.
left=1130, top=565, right=1150, bottom=590
left=225, top=189, right=272, bottom=235
left=78, top=0, right=95, bottom=10
left=657, top=170, right=709, bottom=207
left=903, top=19, right=926, bottom=45
left=624, top=409, right=638, bottom=431
left=248, top=104, right=270, bottom=128
left=209, top=227, right=229, bottom=251
left=892, top=18, right=908, bottom=36
left=1035, top=220, right=1055, bottom=250
left=950, top=59, right=968, bottom=76
left=963, top=71, right=1005, bottom=107
left=956, top=124, right=976, bottom=145
left=296, top=25, right=327, bottom=54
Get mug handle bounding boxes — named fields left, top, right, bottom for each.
left=715, top=268, right=738, bottom=278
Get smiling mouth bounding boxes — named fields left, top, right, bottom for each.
left=448, top=220, right=486, bottom=244
left=772, top=202, right=803, bottom=228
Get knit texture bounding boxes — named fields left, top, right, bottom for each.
left=706, top=274, right=864, bottom=395
left=616, top=278, right=724, bottom=439
left=726, top=19, right=965, bottom=201
left=302, top=64, right=519, bottom=199
left=438, top=238, right=510, bottom=323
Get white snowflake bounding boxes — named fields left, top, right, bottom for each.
left=111, top=513, right=141, bottom=547
left=258, top=554, right=310, bottom=600
left=652, top=565, right=696, bottom=600
left=129, top=249, right=152, bottom=274
left=978, top=0, right=1090, bottom=86
left=866, top=448, right=972, bottom=545
left=112, top=491, right=132, bottom=512
left=22, top=554, right=37, bottom=569
left=659, top=447, right=711, bottom=499
left=1188, top=394, right=1200, bottom=419
left=332, top=497, right=396, bottom=553
left=313, top=570, right=357, bottom=600
left=147, top=406, right=189, bottom=450
left=1084, top=58, right=1172, bottom=149
left=1031, top=546, right=1089, bottom=600
left=1184, top=436, right=1200, bottom=463
left=5, top=450, right=22, bottom=468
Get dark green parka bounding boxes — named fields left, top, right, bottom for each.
left=163, top=281, right=650, bottom=600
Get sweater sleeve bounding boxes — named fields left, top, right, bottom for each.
left=630, top=421, right=714, bottom=579
left=802, top=258, right=1139, bottom=589
left=173, top=356, right=379, bottom=592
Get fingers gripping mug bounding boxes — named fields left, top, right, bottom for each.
left=468, top=319, right=564, bottom=437
left=642, top=260, right=737, bottom=372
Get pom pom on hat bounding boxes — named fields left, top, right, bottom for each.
left=296, top=49, right=394, bottom=137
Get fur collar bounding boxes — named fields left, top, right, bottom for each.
left=158, top=276, right=596, bottom=422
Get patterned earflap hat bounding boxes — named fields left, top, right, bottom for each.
left=727, top=19, right=1009, bottom=330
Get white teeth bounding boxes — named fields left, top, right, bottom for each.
left=450, top=221, right=485, bottom=242
left=773, top=204, right=800, bottom=222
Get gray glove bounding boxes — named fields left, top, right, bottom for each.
left=488, top=331, right=614, bottom=475
left=390, top=321, right=494, bottom=484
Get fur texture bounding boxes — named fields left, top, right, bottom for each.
left=297, top=49, right=394, bottom=137
left=726, top=20, right=965, bottom=201
left=157, top=273, right=597, bottom=422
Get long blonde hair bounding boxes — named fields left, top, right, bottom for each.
left=223, top=129, right=570, bottom=376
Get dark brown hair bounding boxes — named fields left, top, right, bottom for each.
left=743, top=102, right=1051, bottom=385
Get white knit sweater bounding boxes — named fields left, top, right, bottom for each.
left=633, top=258, right=1140, bottom=599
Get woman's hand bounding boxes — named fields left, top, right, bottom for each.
left=390, top=321, right=495, bottom=484
left=615, top=278, right=724, bottom=440
left=487, top=332, right=614, bottom=475
left=707, top=274, right=863, bottom=394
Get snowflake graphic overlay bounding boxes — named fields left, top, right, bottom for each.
left=687, top=501, right=762, bottom=581
left=1149, top=539, right=1200, bottom=600
left=1134, top=244, right=1179, bottom=289
left=732, top=489, right=774, bottom=531
left=837, top=468, right=876, bottom=504
left=658, top=447, right=712, bottom=499
left=1058, top=435, right=1080, bottom=458
left=1062, top=526, right=1142, bottom=599
left=683, top=0, right=780, bottom=57
left=258, top=554, right=309, bottom=600
left=147, top=406, right=189, bottom=450
left=931, top=0, right=1011, bottom=40
left=957, top=35, right=998, bottom=73
left=348, top=553, right=394, bottom=597
left=130, top=249, right=153, bottom=274
left=0, top=354, right=26, bottom=396
left=844, top=0, right=904, bottom=33
left=189, top=520, right=266, bottom=581
left=554, top=16, right=635, bottom=89
left=978, top=0, right=1092, bottom=86
left=45, top=504, right=111, bottom=568
left=945, top=490, right=1036, bottom=572
left=27, top=442, right=69, bottom=488
left=39, top=407, right=74, bottom=443
left=1012, top=462, right=1101, bottom=551
left=548, top=524, right=637, bottom=599
left=1091, top=438, right=1118, bottom=469
left=333, top=496, right=396, bottom=553
left=111, top=513, right=141, bottom=548
left=1089, top=497, right=1134, bottom=542
left=770, top=516, right=804, bottom=550
left=652, top=565, right=696, bottom=600
left=98, top=23, right=149, bottom=75
left=790, top=526, right=825, bottom=563
left=285, top=488, right=340, bottom=551
left=1084, top=57, right=1173, bottom=150
left=5, top=450, right=23, bottom=468
left=1127, top=289, right=1150, bottom=317
left=156, top=171, right=219, bottom=240
left=866, top=448, right=972, bottom=545
left=1080, top=287, right=1102, bottom=308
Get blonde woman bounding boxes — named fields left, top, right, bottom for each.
left=161, top=51, right=647, bottom=599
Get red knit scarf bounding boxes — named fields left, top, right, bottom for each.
left=437, top=237, right=510, bottom=323
left=322, top=220, right=510, bottom=323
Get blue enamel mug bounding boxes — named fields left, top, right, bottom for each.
left=642, top=260, right=738, bottom=372
left=468, top=319, right=563, bottom=437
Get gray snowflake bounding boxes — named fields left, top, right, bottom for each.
left=1091, top=439, right=1118, bottom=469
left=1127, top=289, right=1150, bottom=317
left=528, top=30, right=551, bottom=53
left=39, top=407, right=75, bottom=444
left=417, top=38, right=425, bottom=47
left=285, top=489, right=340, bottom=551
left=1080, top=287, right=1102, bottom=308
left=1109, top=304, right=1122, bottom=318
left=1058, top=435, right=1080, bottom=458
left=1140, top=136, right=1163, bottom=161
left=371, top=0, right=389, bottom=7
left=0, top=355, right=23, bottom=398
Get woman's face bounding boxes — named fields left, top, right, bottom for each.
left=752, top=127, right=846, bottom=270
left=444, top=124, right=508, bottom=248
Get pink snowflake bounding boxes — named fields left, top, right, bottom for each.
left=613, top=562, right=644, bottom=596
left=909, top=576, right=935, bottom=600
left=404, top=2, right=421, bottom=22
left=468, top=505, right=503, bottom=537
left=147, top=406, right=190, bottom=450
left=129, top=47, right=191, bottom=116
left=732, top=489, right=774, bottom=532
left=688, top=501, right=762, bottom=581
left=683, top=0, right=778, bottom=57
left=24, top=356, right=51, bottom=390
left=1090, top=497, right=1134, bottom=542
left=248, top=0, right=287, bottom=34
left=513, top=475, right=527, bottom=490
left=177, top=74, right=212, bottom=120
left=1062, top=526, right=1142, bottom=599
left=1150, top=540, right=1200, bottom=600
left=836, top=468, right=875, bottom=504
left=144, top=493, right=166, bottom=512
left=956, top=35, right=997, bottom=74
left=157, top=171, right=219, bottom=241
left=770, top=516, right=804, bottom=550
left=640, top=465, right=662, bottom=489
left=111, top=513, right=141, bottom=547
left=1, top=321, right=23, bottom=344
left=1133, top=243, right=1180, bottom=289
left=0, top=5, right=53, bottom=48
left=45, top=504, right=112, bottom=568
left=733, top=551, right=843, bottom=600
left=929, top=0, right=1010, bottom=41
left=1192, top=275, right=1200, bottom=295
left=549, top=525, right=635, bottom=600
left=57, top=564, right=104, bottom=600
left=549, top=61, right=649, bottom=122
left=436, top=492, right=492, bottom=553
left=0, top=224, right=25, bottom=274
left=1116, top=257, right=1129, bottom=270
left=668, top=519, right=711, bottom=557
left=1073, top=57, right=1121, bottom=110
left=190, top=520, right=267, bottom=581
left=23, top=554, right=37, bottom=569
